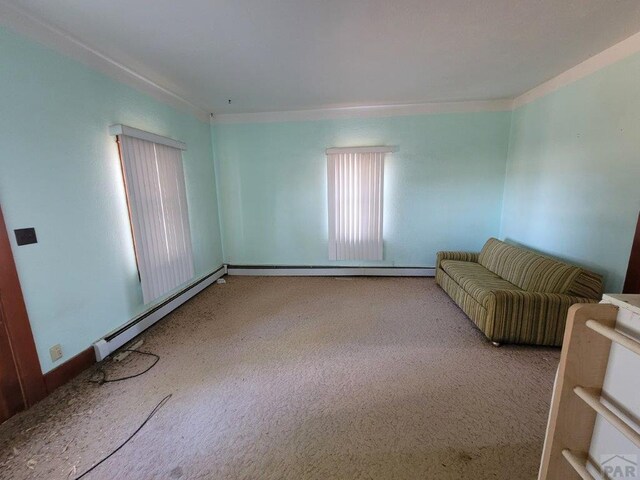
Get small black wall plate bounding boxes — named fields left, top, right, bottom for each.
left=14, top=228, right=37, bottom=246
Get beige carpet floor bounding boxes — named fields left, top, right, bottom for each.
left=0, top=277, right=560, bottom=479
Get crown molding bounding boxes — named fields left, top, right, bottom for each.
left=513, top=30, right=640, bottom=108
left=0, top=5, right=513, bottom=125
left=214, top=29, right=640, bottom=123
left=2, top=0, right=639, bottom=123
left=0, top=1, right=210, bottom=123
left=210, top=99, right=514, bottom=124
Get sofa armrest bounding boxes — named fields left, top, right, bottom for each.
left=488, top=290, right=598, bottom=345
left=436, top=251, right=479, bottom=270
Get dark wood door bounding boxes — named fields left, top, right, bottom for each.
left=0, top=206, right=46, bottom=423
left=0, top=302, right=25, bottom=421
left=623, top=212, right=640, bottom=294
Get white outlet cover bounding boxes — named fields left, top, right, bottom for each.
left=49, top=344, right=63, bottom=361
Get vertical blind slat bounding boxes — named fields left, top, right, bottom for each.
left=156, top=144, right=179, bottom=287
left=377, top=152, right=384, bottom=259
left=336, top=155, right=347, bottom=258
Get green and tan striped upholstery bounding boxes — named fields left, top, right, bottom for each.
left=478, top=238, right=582, bottom=293
left=439, top=260, right=520, bottom=305
left=436, top=238, right=603, bottom=346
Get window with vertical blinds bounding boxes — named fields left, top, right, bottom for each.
left=115, top=127, right=194, bottom=304
left=326, top=147, right=393, bottom=261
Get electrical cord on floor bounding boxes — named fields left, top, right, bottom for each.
left=73, top=394, right=172, bottom=480
left=89, top=350, right=160, bottom=385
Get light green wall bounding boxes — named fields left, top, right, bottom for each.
left=4, top=17, right=638, bottom=375
left=212, top=112, right=512, bottom=266
left=0, top=26, right=223, bottom=373
left=501, top=52, right=640, bottom=292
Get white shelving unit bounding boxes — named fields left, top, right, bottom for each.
left=538, top=295, right=640, bottom=480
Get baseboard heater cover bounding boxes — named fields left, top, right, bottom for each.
left=93, top=265, right=227, bottom=361
left=226, top=265, right=435, bottom=277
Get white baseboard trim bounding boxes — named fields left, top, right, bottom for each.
left=94, top=264, right=433, bottom=360
left=227, top=266, right=435, bottom=277
left=93, top=265, right=227, bottom=361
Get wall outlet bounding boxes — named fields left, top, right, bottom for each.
left=50, top=344, right=63, bottom=362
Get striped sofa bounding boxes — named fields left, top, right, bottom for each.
left=436, top=238, right=603, bottom=346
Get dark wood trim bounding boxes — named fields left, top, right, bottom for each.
left=0, top=304, right=26, bottom=420
left=44, top=347, right=95, bottom=394
left=623, top=212, right=640, bottom=294
left=0, top=206, right=47, bottom=408
left=1, top=205, right=96, bottom=416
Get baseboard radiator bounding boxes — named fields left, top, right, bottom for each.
left=94, top=264, right=433, bottom=361
left=93, top=265, right=227, bottom=361
left=226, top=265, right=435, bottom=277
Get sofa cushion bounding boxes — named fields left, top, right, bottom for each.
left=566, top=270, right=604, bottom=299
left=440, top=260, right=521, bottom=305
left=478, top=238, right=581, bottom=293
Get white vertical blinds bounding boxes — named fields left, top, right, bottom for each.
left=119, top=134, right=194, bottom=304
left=327, top=151, right=385, bottom=261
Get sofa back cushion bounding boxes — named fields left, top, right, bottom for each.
left=478, top=238, right=582, bottom=294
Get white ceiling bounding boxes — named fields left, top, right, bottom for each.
left=5, top=0, right=640, bottom=114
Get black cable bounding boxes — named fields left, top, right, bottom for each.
left=73, top=394, right=172, bottom=480
left=89, top=350, right=160, bottom=385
